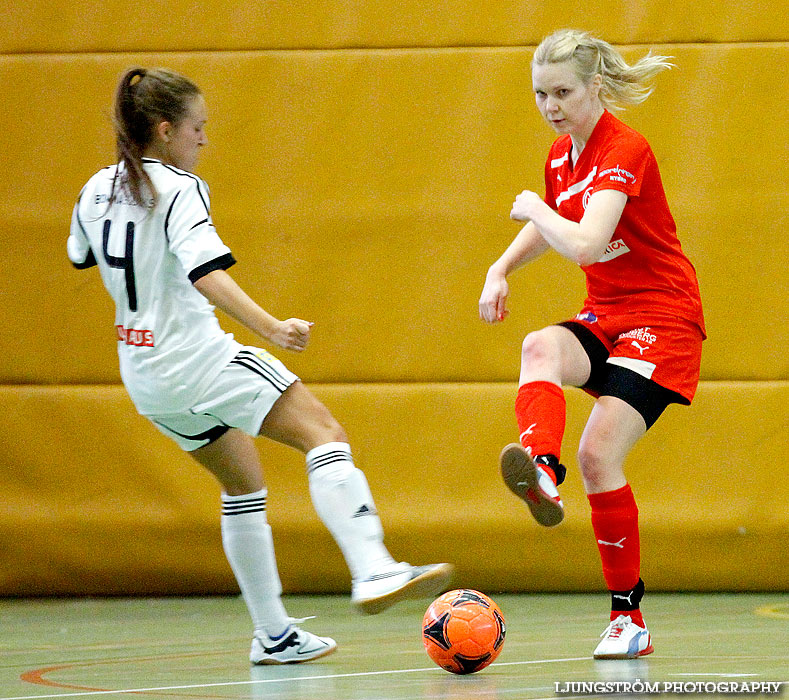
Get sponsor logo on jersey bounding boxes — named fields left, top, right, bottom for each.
left=575, top=311, right=598, bottom=323
left=599, top=165, right=636, bottom=185
left=597, top=239, right=630, bottom=263
left=582, top=187, right=593, bottom=209
left=116, top=325, right=154, bottom=347
left=94, top=192, right=154, bottom=207
left=617, top=327, right=657, bottom=345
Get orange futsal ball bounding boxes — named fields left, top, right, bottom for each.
left=422, top=589, right=506, bottom=674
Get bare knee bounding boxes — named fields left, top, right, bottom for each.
left=295, top=385, right=348, bottom=445
left=577, top=440, right=625, bottom=494
left=577, top=442, right=607, bottom=489
left=520, top=329, right=565, bottom=385
left=259, top=381, right=348, bottom=452
left=309, top=399, right=348, bottom=445
left=190, top=430, right=265, bottom=496
left=521, top=329, right=561, bottom=370
left=521, top=330, right=556, bottom=366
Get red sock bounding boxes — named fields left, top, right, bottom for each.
left=615, top=609, right=645, bottom=627
left=588, top=484, right=641, bottom=595
left=515, top=381, right=566, bottom=484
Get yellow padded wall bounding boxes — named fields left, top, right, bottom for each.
left=0, top=45, right=787, bottom=386
left=1, top=0, right=786, bottom=598
left=1, top=382, right=786, bottom=595
left=1, top=1, right=784, bottom=52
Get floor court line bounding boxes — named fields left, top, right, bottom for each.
left=7, top=656, right=590, bottom=700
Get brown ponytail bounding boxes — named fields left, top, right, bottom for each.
left=110, top=67, right=201, bottom=208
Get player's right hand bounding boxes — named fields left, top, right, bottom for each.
left=479, top=272, right=510, bottom=323
left=272, top=318, right=313, bottom=352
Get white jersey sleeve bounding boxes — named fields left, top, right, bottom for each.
left=67, top=187, right=98, bottom=269
left=163, top=174, right=234, bottom=282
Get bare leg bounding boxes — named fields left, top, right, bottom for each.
left=577, top=395, right=646, bottom=494
left=258, top=380, right=347, bottom=450
left=191, top=428, right=264, bottom=495
left=519, top=325, right=592, bottom=387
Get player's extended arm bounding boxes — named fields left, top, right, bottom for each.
left=479, top=221, right=550, bottom=323
left=193, top=269, right=312, bottom=352
left=510, top=189, right=627, bottom=266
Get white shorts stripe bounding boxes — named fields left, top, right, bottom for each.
left=237, top=349, right=293, bottom=389
left=146, top=345, right=298, bottom=451
left=606, top=356, right=657, bottom=380
left=230, top=355, right=290, bottom=392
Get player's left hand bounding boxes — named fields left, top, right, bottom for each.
left=510, top=190, right=543, bottom=222
left=272, top=318, right=314, bottom=352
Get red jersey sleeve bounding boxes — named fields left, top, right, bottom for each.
left=591, top=134, right=651, bottom=199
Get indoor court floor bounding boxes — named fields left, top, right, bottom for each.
left=1, top=593, right=786, bottom=699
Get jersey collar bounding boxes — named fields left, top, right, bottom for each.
left=570, top=109, right=613, bottom=170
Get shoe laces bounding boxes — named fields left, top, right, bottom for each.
left=288, top=615, right=316, bottom=625
left=262, top=615, right=316, bottom=641
left=600, top=614, right=632, bottom=639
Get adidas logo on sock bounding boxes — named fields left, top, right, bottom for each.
left=352, top=504, right=377, bottom=518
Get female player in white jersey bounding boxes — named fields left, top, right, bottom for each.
left=68, top=67, right=452, bottom=665
left=479, top=30, right=705, bottom=658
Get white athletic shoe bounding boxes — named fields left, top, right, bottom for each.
left=351, top=562, right=454, bottom=614
left=250, top=622, right=337, bottom=665
left=500, top=443, right=564, bottom=526
left=593, top=615, right=654, bottom=659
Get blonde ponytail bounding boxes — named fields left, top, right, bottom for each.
left=533, top=29, right=673, bottom=110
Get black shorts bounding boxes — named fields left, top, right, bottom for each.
left=557, top=321, right=687, bottom=429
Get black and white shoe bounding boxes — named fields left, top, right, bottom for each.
left=250, top=622, right=337, bottom=665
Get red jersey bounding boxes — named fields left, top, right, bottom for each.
left=544, top=110, right=705, bottom=335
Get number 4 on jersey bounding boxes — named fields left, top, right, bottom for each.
left=102, top=219, right=137, bottom=311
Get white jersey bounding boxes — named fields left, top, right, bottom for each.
left=68, top=158, right=241, bottom=414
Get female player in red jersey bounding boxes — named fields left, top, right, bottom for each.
left=479, top=30, right=705, bottom=658
left=69, top=68, right=452, bottom=665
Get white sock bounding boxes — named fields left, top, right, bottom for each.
left=220, top=489, right=290, bottom=637
left=306, top=442, right=395, bottom=582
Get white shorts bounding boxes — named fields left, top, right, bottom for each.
left=145, top=346, right=299, bottom=451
